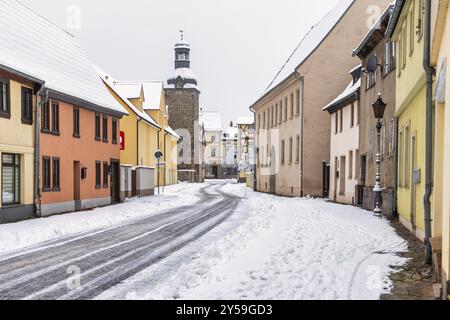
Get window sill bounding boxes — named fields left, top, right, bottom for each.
left=73, top=134, right=81, bottom=139
left=0, top=112, right=11, bottom=119
left=21, top=118, right=33, bottom=125
left=41, top=130, right=60, bottom=137
left=103, top=185, right=109, bottom=189
left=95, top=185, right=101, bottom=190
left=42, top=188, right=52, bottom=193
left=103, top=140, right=109, bottom=144
left=52, top=187, right=61, bottom=192
left=95, top=137, right=101, bottom=142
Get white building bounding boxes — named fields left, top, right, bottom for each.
left=221, top=125, right=239, bottom=178
left=323, top=66, right=361, bottom=205
left=200, top=111, right=223, bottom=179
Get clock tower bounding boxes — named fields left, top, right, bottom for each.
left=165, top=32, right=203, bottom=182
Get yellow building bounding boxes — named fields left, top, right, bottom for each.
left=96, top=67, right=179, bottom=192
left=0, top=68, right=44, bottom=223
left=387, top=0, right=428, bottom=241
left=431, top=0, right=450, bottom=299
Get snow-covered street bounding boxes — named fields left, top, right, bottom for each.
left=0, top=181, right=407, bottom=300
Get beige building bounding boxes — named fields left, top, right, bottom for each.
left=431, top=0, right=450, bottom=299
left=200, top=111, right=224, bottom=179
left=250, top=0, right=391, bottom=197
left=323, top=66, right=361, bottom=204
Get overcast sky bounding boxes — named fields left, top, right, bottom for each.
left=20, top=0, right=341, bottom=126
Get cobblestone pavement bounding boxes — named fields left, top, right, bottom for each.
left=381, top=221, right=436, bottom=300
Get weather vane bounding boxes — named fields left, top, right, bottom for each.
left=179, top=30, right=184, bottom=41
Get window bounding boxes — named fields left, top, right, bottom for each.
left=381, top=123, right=386, bottom=160
left=339, top=109, right=343, bottom=133
left=103, top=162, right=109, bottom=188
left=402, top=25, right=407, bottom=69
left=211, top=147, right=216, bottom=158
left=271, top=106, right=274, bottom=128
left=73, top=107, right=80, bottom=137
left=417, top=0, right=424, bottom=38
left=404, top=125, right=410, bottom=188
left=389, top=119, right=396, bottom=158
left=41, top=102, right=50, bottom=131
left=263, top=112, right=266, bottom=130
left=102, top=115, right=108, bottom=142
left=368, top=128, right=374, bottom=162
left=279, top=100, right=282, bottom=124
left=95, top=161, right=101, bottom=189
left=296, top=89, right=300, bottom=116
left=391, top=41, right=397, bottom=70
left=350, top=103, right=355, bottom=127
left=289, top=137, right=293, bottom=164
left=335, top=112, right=339, bottom=134
left=0, top=79, right=10, bottom=118
left=52, top=157, right=60, bottom=191
left=290, top=94, right=294, bottom=119
left=383, top=40, right=391, bottom=76
left=21, top=87, right=33, bottom=124
left=281, top=140, right=285, bottom=165
left=51, top=101, right=60, bottom=134
left=42, top=156, right=51, bottom=192
left=284, top=98, right=288, bottom=122
left=112, top=118, right=118, bottom=144
left=366, top=70, right=377, bottom=90
left=95, top=113, right=101, bottom=141
left=409, top=7, right=415, bottom=55
left=275, top=104, right=278, bottom=126
left=1, top=154, right=20, bottom=205
left=349, top=150, right=353, bottom=179
left=296, top=136, right=300, bottom=164
left=211, top=136, right=216, bottom=143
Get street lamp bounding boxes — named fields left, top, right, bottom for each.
left=372, top=94, right=387, bottom=217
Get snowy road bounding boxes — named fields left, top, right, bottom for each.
left=0, top=182, right=240, bottom=300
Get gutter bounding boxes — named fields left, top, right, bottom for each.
left=423, top=0, right=435, bottom=265
left=0, top=64, right=44, bottom=85
left=34, top=85, right=48, bottom=218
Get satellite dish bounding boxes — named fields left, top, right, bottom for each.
left=366, top=55, right=378, bottom=74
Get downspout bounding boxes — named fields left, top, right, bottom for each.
left=249, top=106, right=257, bottom=191
left=393, top=117, right=399, bottom=218
left=164, top=130, right=169, bottom=190
left=34, top=86, right=47, bottom=218
left=296, top=74, right=305, bottom=198
left=423, top=0, right=434, bottom=265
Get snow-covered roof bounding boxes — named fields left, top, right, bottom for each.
left=114, top=81, right=164, bottom=110
left=165, top=126, right=181, bottom=140
left=175, top=40, right=191, bottom=50
left=95, top=66, right=160, bottom=129
left=0, top=0, right=127, bottom=116
left=323, top=78, right=361, bottom=113
left=255, top=0, right=355, bottom=102
left=113, top=83, right=142, bottom=100
left=200, top=111, right=223, bottom=131
left=236, top=116, right=255, bottom=126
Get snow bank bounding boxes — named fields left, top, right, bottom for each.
left=134, top=185, right=407, bottom=300
left=0, top=183, right=203, bottom=255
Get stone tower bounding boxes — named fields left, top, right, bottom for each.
left=165, top=33, right=203, bottom=182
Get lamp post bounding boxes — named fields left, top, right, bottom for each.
left=372, top=94, right=387, bottom=217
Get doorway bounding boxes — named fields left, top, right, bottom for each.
left=73, top=161, right=81, bottom=211
left=110, top=160, right=120, bottom=204
left=323, top=161, right=330, bottom=198
left=212, top=166, right=218, bottom=179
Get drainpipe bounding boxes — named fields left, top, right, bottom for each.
left=423, top=0, right=435, bottom=265
left=34, top=85, right=47, bottom=218
left=393, top=117, right=399, bottom=218
left=295, top=73, right=305, bottom=198
left=249, top=106, right=257, bottom=191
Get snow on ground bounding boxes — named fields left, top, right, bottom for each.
left=0, top=183, right=203, bottom=255
left=116, top=183, right=408, bottom=300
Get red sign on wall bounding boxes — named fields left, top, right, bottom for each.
left=120, top=131, right=125, bottom=150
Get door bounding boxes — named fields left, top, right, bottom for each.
left=360, top=155, right=367, bottom=186
left=212, top=166, right=218, bottom=179
left=110, top=160, right=120, bottom=203
left=73, top=161, right=81, bottom=211
left=323, top=161, right=330, bottom=198
left=131, top=169, right=137, bottom=197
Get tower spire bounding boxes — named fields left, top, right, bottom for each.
left=180, top=30, right=184, bottom=41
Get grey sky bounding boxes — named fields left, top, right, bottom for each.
left=20, top=0, right=340, bottom=126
